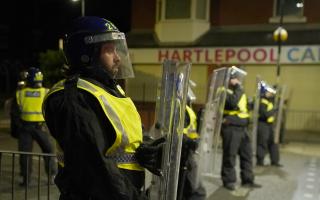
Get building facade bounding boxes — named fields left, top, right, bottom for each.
left=126, top=0, right=320, bottom=132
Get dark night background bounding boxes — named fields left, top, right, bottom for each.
left=0, top=0, right=132, bottom=66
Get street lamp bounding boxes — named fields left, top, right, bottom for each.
left=72, top=0, right=85, bottom=17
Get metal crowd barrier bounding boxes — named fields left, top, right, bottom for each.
left=0, top=150, right=58, bottom=200
left=286, top=110, right=320, bottom=132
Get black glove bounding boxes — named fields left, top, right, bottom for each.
left=182, top=135, right=199, bottom=152
left=135, top=137, right=166, bottom=176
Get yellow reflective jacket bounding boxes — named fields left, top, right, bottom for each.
left=183, top=105, right=199, bottom=139
left=16, top=87, right=48, bottom=122
left=44, top=78, right=143, bottom=171
left=261, top=98, right=275, bottom=123
left=224, top=89, right=250, bottom=119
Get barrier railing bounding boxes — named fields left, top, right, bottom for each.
left=286, top=110, right=320, bottom=132
left=0, top=150, right=59, bottom=200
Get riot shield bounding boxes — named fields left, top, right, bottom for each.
left=250, top=75, right=262, bottom=156
left=193, top=67, right=230, bottom=189
left=274, top=85, right=287, bottom=144
left=148, top=59, right=191, bottom=200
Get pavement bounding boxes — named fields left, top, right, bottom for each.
left=201, top=130, right=320, bottom=200
left=1, top=116, right=320, bottom=200
left=204, top=144, right=320, bottom=200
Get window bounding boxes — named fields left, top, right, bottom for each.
left=155, top=0, right=210, bottom=43
left=276, top=0, right=304, bottom=17
left=270, top=0, right=306, bottom=23
left=165, top=0, right=191, bottom=19
left=196, top=0, right=207, bottom=19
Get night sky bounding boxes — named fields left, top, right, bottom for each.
left=0, top=0, right=132, bottom=65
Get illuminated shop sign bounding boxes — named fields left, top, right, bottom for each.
left=130, top=45, right=320, bottom=64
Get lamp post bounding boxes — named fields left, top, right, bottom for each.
left=273, top=0, right=287, bottom=85
left=72, top=0, right=85, bottom=17
left=272, top=0, right=288, bottom=145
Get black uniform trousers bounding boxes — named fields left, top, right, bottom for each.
left=57, top=168, right=146, bottom=200
left=178, top=151, right=206, bottom=200
left=221, top=125, right=254, bottom=185
left=18, top=122, right=57, bottom=182
left=256, top=122, right=279, bottom=165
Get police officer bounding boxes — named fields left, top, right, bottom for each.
left=256, top=82, right=282, bottom=167
left=177, top=86, right=206, bottom=200
left=12, top=67, right=57, bottom=186
left=221, top=66, right=261, bottom=190
left=42, top=16, right=164, bottom=200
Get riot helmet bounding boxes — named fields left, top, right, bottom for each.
left=63, top=16, right=134, bottom=79
left=229, top=66, right=247, bottom=82
left=26, top=67, right=43, bottom=88
left=228, top=66, right=247, bottom=88
left=260, top=81, right=276, bottom=97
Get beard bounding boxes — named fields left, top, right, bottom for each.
left=109, top=65, right=119, bottom=78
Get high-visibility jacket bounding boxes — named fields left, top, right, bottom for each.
left=16, top=87, right=48, bottom=122
left=224, top=89, right=250, bottom=119
left=44, top=78, right=143, bottom=171
left=260, top=98, right=275, bottom=123
left=183, top=105, right=199, bottom=139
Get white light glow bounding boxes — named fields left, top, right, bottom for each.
left=296, top=2, right=304, bottom=8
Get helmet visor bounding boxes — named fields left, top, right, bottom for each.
left=266, top=87, right=276, bottom=94
left=85, top=32, right=134, bottom=79
left=260, top=81, right=276, bottom=95
left=264, top=83, right=276, bottom=94
left=230, top=66, right=247, bottom=83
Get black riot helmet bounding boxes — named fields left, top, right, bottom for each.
left=63, top=16, right=134, bottom=79
left=26, top=67, right=43, bottom=88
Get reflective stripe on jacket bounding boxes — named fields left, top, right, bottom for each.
left=224, top=89, right=249, bottom=119
left=183, top=105, right=199, bottom=139
left=16, top=87, right=47, bottom=122
left=261, top=98, right=275, bottom=123
left=44, top=78, right=143, bottom=171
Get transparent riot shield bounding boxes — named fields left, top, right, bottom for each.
left=148, top=60, right=191, bottom=200
left=250, top=75, right=262, bottom=156
left=274, top=85, right=287, bottom=144
left=193, top=67, right=230, bottom=189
